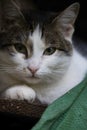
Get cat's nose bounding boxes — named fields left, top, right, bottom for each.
left=28, top=67, right=39, bottom=75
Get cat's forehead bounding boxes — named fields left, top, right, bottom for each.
left=28, top=24, right=72, bottom=53
left=28, top=25, right=45, bottom=54
left=28, top=24, right=57, bottom=48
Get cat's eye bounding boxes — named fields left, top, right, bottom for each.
left=43, top=47, right=57, bottom=55
left=14, top=44, right=28, bottom=57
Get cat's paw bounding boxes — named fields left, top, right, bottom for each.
left=2, top=85, right=36, bottom=102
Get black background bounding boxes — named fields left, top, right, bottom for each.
left=33, top=0, right=87, bottom=42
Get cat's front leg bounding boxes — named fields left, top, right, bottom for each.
left=1, top=85, right=36, bottom=102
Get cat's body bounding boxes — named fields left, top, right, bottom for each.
left=0, top=0, right=86, bottom=104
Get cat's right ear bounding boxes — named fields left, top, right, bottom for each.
left=0, top=0, right=26, bottom=31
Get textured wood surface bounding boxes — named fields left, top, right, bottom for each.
left=0, top=99, right=47, bottom=118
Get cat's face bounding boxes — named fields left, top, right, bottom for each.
left=0, top=1, right=80, bottom=85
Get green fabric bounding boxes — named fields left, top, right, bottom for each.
left=31, top=76, right=87, bottom=130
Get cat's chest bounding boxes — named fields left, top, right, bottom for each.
left=33, top=81, right=73, bottom=104
left=33, top=69, right=86, bottom=104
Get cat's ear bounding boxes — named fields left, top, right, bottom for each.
left=0, top=0, right=26, bottom=31
left=52, top=3, right=80, bottom=41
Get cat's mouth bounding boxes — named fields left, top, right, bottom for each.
left=25, top=75, right=41, bottom=84
left=26, top=74, right=39, bottom=79
left=29, top=76, right=39, bottom=80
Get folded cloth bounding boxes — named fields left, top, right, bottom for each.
left=32, top=76, right=87, bottom=130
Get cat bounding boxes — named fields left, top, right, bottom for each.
left=0, top=0, right=86, bottom=104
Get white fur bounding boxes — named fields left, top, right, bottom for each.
left=28, top=25, right=44, bottom=71
left=29, top=25, right=44, bottom=57
left=35, top=49, right=87, bottom=104
left=1, top=85, right=36, bottom=102
left=0, top=25, right=87, bottom=105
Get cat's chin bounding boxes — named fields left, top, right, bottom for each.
left=25, top=76, right=41, bottom=84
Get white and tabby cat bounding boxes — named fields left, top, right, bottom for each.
left=0, top=0, right=86, bottom=104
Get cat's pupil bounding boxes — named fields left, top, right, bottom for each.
left=43, top=47, right=57, bottom=55
left=14, top=44, right=27, bottom=56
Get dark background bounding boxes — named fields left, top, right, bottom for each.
left=33, top=0, right=87, bottom=42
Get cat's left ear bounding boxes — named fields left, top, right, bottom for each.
left=0, top=0, right=26, bottom=31
left=52, top=3, right=80, bottom=41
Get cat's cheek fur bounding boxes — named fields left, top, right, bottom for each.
left=1, top=85, right=36, bottom=102
left=38, top=54, right=71, bottom=81
left=12, top=53, right=27, bottom=66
